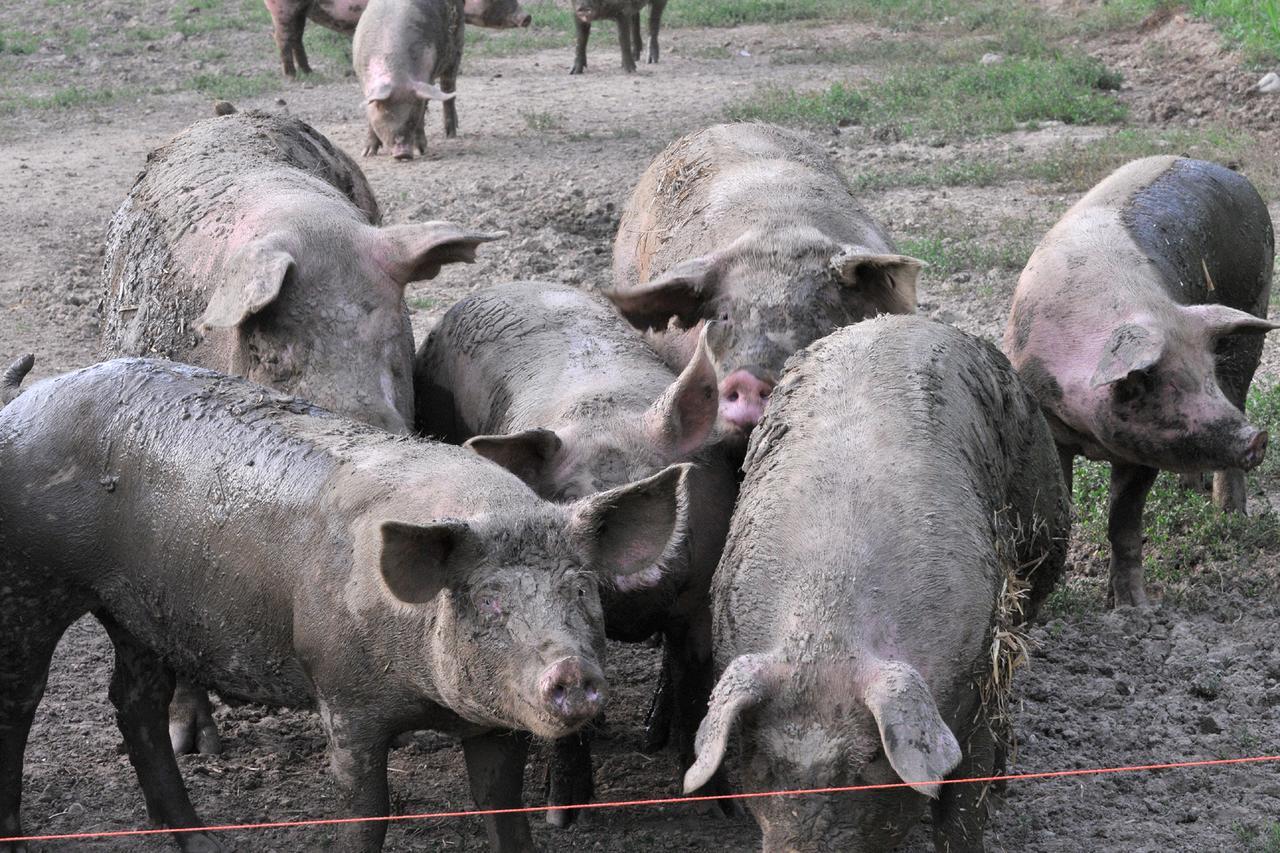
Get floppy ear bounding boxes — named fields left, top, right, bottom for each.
left=607, top=256, right=719, bottom=331
left=1090, top=323, right=1165, bottom=388
left=831, top=248, right=921, bottom=317
left=378, top=519, right=474, bottom=604
left=412, top=80, right=456, bottom=102
left=1184, top=304, right=1280, bottom=339
left=379, top=222, right=506, bottom=285
left=683, top=653, right=776, bottom=794
left=861, top=661, right=962, bottom=798
left=568, top=463, right=689, bottom=585
left=644, top=324, right=719, bottom=459
left=365, top=78, right=394, bottom=103
left=464, top=428, right=562, bottom=492
left=197, top=241, right=295, bottom=330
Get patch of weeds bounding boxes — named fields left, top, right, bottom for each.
left=520, top=110, right=560, bottom=131
left=126, top=27, right=166, bottom=43
left=1234, top=821, right=1280, bottom=853
left=728, top=54, right=1125, bottom=139
left=848, top=159, right=1008, bottom=193
left=1190, top=0, right=1280, bottom=64
left=769, top=41, right=916, bottom=65
left=665, top=0, right=849, bottom=27
left=172, top=0, right=270, bottom=37
left=303, top=27, right=352, bottom=67
left=189, top=72, right=276, bottom=100
left=0, top=85, right=126, bottom=113
left=896, top=230, right=1035, bottom=279
left=408, top=296, right=437, bottom=312
left=1026, top=126, right=1252, bottom=192
left=196, top=47, right=231, bottom=63
left=0, top=29, right=40, bottom=55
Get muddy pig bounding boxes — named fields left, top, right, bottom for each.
left=414, top=281, right=738, bottom=823
left=265, top=0, right=530, bottom=78
left=101, top=109, right=501, bottom=755
left=685, top=316, right=1068, bottom=853
left=569, top=0, right=666, bottom=74
left=609, top=123, right=923, bottom=447
left=1003, top=156, right=1277, bottom=607
left=0, top=357, right=691, bottom=853
left=354, top=0, right=486, bottom=158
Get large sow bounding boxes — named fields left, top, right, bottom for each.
left=686, top=316, right=1069, bottom=853
left=0, top=358, right=689, bottom=853
left=414, top=282, right=737, bottom=820
left=1004, top=156, right=1276, bottom=607
left=609, top=123, right=923, bottom=442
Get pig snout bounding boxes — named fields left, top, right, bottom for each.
left=1239, top=428, right=1268, bottom=470
left=538, top=656, right=604, bottom=724
left=391, top=143, right=415, bottom=161
left=719, top=368, right=775, bottom=432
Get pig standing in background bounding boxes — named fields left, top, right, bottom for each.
left=609, top=123, right=923, bottom=446
left=570, top=0, right=666, bottom=74
left=101, top=109, right=502, bottom=755
left=265, top=0, right=531, bottom=79
left=414, top=282, right=738, bottom=823
left=1004, top=156, right=1276, bottom=607
left=0, top=358, right=691, bottom=853
left=354, top=0, right=472, bottom=159
left=686, top=317, right=1068, bottom=853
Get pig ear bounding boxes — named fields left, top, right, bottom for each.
left=378, top=519, right=474, bottom=604
left=1089, top=323, right=1165, bottom=388
left=379, top=222, right=507, bottom=285
left=1184, top=304, right=1280, bottom=339
left=831, top=248, right=922, bottom=316
left=365, top=79, right=393, bottom=103
left=606, top=256, right=720, bottom=331
left=644, top=325, right=719, bottom=459
left=569, top=463, right=690, bottom=586
left=683, top=653, right=776, bottom=794
left=197, top=242, right=294, bottom=330
left=861, top=661, right=962, bottom=798
left=464, top=429, right=563, bottom=491
left=412, top=80, right=456, bottom=102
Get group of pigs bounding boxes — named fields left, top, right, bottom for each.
left=261, top=0, right=663, bottom=161
left=0, top=105, right=1275, bottom=853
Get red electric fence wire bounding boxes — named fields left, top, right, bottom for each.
left=3, top=753, right=1278, bottom=844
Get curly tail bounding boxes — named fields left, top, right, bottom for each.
left=1, top=353, right=35, bottom=406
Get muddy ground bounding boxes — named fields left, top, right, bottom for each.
left=1, top=0, right=1279, bottom=850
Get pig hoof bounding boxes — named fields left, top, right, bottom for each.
left=195, top=726, right=223, bottom=756
left=569, top=65, right=585, bottom=75
left=545, top=807, right=575, bottom=828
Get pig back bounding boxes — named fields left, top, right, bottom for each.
left=100, top=111, right=380, bottom=364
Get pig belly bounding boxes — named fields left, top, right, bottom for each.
left=310, top=0, right=367, bottom=31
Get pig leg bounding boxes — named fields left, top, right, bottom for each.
left=571, top=19, right=590, bottom=74
left=616, top=15, right=637, bottom=73
left=647, top=0, right=666, bottom=63
left=168, top=680, right=221, bottom=755
left=272, top=2, right=313, bottom=77
left=0, top=607, right=77, bottom=852
left=669, top=619, right=736, bottom=815
left=99, top=613, right=223, bottom=853
left=320, top=709, right=393, bottom=851
left=1211, top=339, right=1259, bottom=513
left=440, top=70, right=459, bottom=139
left=544, top=730, right=593, bottom=828
left=1107, top=462, right=1158, bottom=608
left=363, top=126, right=383, bottom=157
left=462, top=730, right=536, bottom=852
left=1056, top=443, right=1074, bottom=496
left=930, top=714, right=993, bottom=853
left=640, top=648, right=673, bottom=753
left=629, top=12, right=643, bottom=62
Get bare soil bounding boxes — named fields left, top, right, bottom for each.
left=2, top=2, right=1279, bottom=851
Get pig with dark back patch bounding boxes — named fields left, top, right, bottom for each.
left=609, top=123, right=923, bottom=447
left=1003, top=156, right=1276, bottom=607
left=686, top=316, right=1068, bottom=853
left=569, top=0, right=666, bottom=74
left=101, top=109, right=501, bottom=756
left=265, top=0, right=530, bottom=78
left=353, top=0, right=477, bottom=159
left=0, top=358, right=690, bottom=853
left=414, top=282, right=738, bottom=823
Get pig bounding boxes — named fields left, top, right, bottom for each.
left=413, top=282, right=738, bottom=824
left=265, top=0, right=531, bottom=79
left=608, top=123, right=923, bottom=446
left=0, top=357, right=691, bottom=853
left=1003, top=156, right=1277, bottom=607
left=101, top=108, right=501, bottom=755
left=569, top=0, right=666, bottom=75
left=684, top=316, right=1069, bottom=853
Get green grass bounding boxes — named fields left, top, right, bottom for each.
left=664, top=0, right=850, bottom=27
left=728, top=54, right=1125, bottom=140
left=0, top=29, right=41, bottom=55
left=303, top=27, right=352, bottom=67
left=408, top=296, right=438, bottom=311
left=0, top=84, right=125, bottom=113
left=520, top=110, right=560, bottom=131
left=1193, top=0, right=1280, bottom=63
left=897, top=231, right=1036, bottom=279
left=1234, top=820, right=1280, bottom=853
left=188, top=72, right=276, bottom=100
left=171, top=0, right=271, bottom=37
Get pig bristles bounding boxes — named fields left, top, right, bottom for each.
left=1201, top=257, right=1216, bottom=292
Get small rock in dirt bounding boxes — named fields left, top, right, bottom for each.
left=212, top=100, right=236, bottom=116
left=1252, top=71, right=1280, bottom=95
left=981, top=52, right=1004, bottom=66
left=276, top=98, right=287, bottom=106
left=167, top=32, right=186, bottom=46
left=1196, top=713, right=1225, bottom=734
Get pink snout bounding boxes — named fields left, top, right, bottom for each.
left=391, top=143, right=415, bottom=161
left=538, top=656, right=604, bottom=724
left=719, top=369, right=775, bottom=432
left=1240, top=429, right=1268, bottom=470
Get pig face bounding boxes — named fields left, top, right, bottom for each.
left=198, top=222, right=503, bottom=434
left=1029, top=304, right=1278, bottom=472
left=463, top=329, right=720, bottom=503
left=463, top=0, right=532, bottom=28
left=363, top=76, right=454, bottom=161
left=610, top=238, right=921, bottom=438
left=378, top=465, right=690, bottom=738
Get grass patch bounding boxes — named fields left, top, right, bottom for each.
left=520, top=110, right=560, bottom=131
left=1234, top=820, right=1280, bottom=853
left=172, top=0, right=271, bottom=37
left=728, top=54, right=1125, bottom=140
left=189, top=72, right=276, bottom=100
left=664, top=0, right=850, bottom=27
left=1192, top=0, right=1280, bottom=63
left=303, top=26, right=352, bottom=67
left=0, top=29, right=41, bottom=55
left=0, top=84, right=124, bottom=113
left=898, top=231, right=1035, bottom=279
left=408, top=295, right=438, bottom=311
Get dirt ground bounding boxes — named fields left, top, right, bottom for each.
left=2, top=1, right=1279, bottom=851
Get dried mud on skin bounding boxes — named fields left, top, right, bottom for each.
left=2, top=3, right=1280, bottom=852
